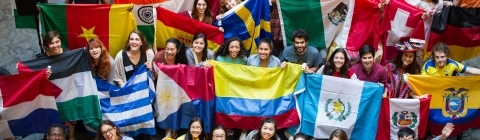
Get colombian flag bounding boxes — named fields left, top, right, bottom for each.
left=155, top=7, right=223, bottom=51
left=39, top=4, right=137, bottom=57
left=212, top=61, right=301, bottom=130
left=408, top=75, right=480, bottom=136
left=218, top=0, right=271, bottom=54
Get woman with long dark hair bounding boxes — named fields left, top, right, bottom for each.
left=316, top=48, right=357, bottom=79
left=177, top=117, right=208, bottom=140
left=96, top=120, right=133, bottom=140
left=153, top=38, right=188, bottom=65
left=179, top=0, right=213, bottom=24
left=186, top=33, right=215, bottom=67
left=245, top=117, right=281, bottom=140
left=215, top=37, right=247, bottom=64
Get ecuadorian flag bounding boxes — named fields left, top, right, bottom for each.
left=213, top=61, right=301, bottom=130
left=219, top=0, right=271, bottom=54
left=408, top=75, right=480, bottom=136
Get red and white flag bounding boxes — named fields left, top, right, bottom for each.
left=382, top=0, right=425, bottom=63
left=376, top=96, right=431, bottom=140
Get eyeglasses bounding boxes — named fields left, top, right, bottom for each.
left=48, top=133, right=64, bottom=138
left=102, top=127, right=115, bottom=135
left=190, top=126, right=202, bottom=130
left=213, top=134, right=225, bottom=139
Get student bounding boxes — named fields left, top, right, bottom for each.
left=293, top=132, right=308, bottom=140
left=350, top=45, right=388, bottom=97
left=211, top=125, right=227, bottom=140
left=245, top=118, right=281, bottom=140
left=316, top=48, right=357, bottom=79
left=280, top=29, right=324, bottom=73
left=397, top=123, right=454, bottom=140
left=86, top=38, right=116, bottom=84
left=177, top=117, right=208, bottom=140
left=37, top=31, right=66, bottom=58
left=329, top=129, right=347, bottom=140
left=179, top=0, right=213, bottom=24
left=45, top=124, right=66, bottom=140
left=96, top=120, right=134, bottom=140
left=247, top=38, right=281, bottom=67
left=153, top=38, right=188, bottom=65
left=421, top=42, right=480, bottom=76
left=215, top=37, right=247, bottom=65
left=186, top=33, right=215, bottom=67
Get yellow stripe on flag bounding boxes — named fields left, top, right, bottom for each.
left=212, top=61, right=302, bottom=99
left=109, top=4, right=137, bottom=57
left=155, top=20, right=220, bottom=51
left=236, top=5, right=272, bottom=55
left=407, top=75, right=480, bottom=109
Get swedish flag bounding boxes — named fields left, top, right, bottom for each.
left=219, top=0, right=271, bottom=54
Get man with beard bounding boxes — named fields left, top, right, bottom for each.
left=280, top=29, right=324, bottom=73
left=421, top=42, right=480, bottom=76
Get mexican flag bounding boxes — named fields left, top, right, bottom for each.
left=17, top=48, right=102, bottom=130
left=376, top=97, right=431, bottom=139
left=278, top=0, right=379, bottom=58
left=38, top=4, right=137, bottom=57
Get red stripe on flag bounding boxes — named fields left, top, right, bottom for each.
left=346, top=0, right=380, bottom=52
left=214, top=109, right=299, bottom=130
left=156, top=7, right=223, bottom=45
left=375, top=98, right=391, bottom=140
left=428, top=118, right=480, bottom=137
left=418, top=95, right=431, bottom=139
left=430, top=25, right=480, bottom=48
left=0, top=71, right=52, bottom=107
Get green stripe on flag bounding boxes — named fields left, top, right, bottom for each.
left=39, top=4, right=68, bottom=49
left=56, top=95, right=101, bottom=128
left=13, top=9, right=37, bottom=29
left=279, top=0, right=326, bottom=49
left=137, top=25, right=155, bottom=46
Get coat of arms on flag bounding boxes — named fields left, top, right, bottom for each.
left=442, top=88, right=469, bottom=119
left=325, top=98, right=352, bottom=122
left=392, top=111, right=418, bottom=128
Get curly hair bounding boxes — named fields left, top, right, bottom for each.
left=191, top=0, right=213, bottom=24
left=219, top=0, right=241, bottom=14
left=87, top=38, right=111, bottom=80
left=322, top=48, right=350, bottom=78
left=431, top=42, right=450, bottom=57
left=214, top=36, right=247, bottom=58
left=292, top=29, right=309, bottom=42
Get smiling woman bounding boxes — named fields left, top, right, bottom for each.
left=177, top=117, right=208, bottom=140
left=247, top=38, right=281, bottom=68
left=179, top=0, right=213, bottom=24
left=96, top=120, right=133, bottom=140
left=87, top=38, right=116, bottom=84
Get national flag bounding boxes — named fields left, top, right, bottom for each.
left=114, top=0, right=167, bottom=4
left=0, top=70, right=62, bottom=139
left=408, top=75, right=480, bottom=136
left=376, top=97, right=431, bottom=140
left=426, top=6, right=480, bottom=62
left=155, top=7, right=223, bottom=51
left=133, top=5, right=157, bottom=48
left=289, top=74, right=383, bottom=139
left=10, top=0, right=37, bottom=29
left=155, top=63, right=215, bottom=133
left=213, top=61, right=302, bottom=130
left=17, top=48, right=102, bottom=132
left=458, top=0, right=480, bottom=8
left=155, top=0, right=193, bottom=13
left=278, top=0, right=379, bottom=59
left=96, top=65, right=156, bottom=137
left=382, top=0, right=425, bottom=63
left=38, top=4, right=137, bottom=57
left=218, top=0, right=271, bottom=54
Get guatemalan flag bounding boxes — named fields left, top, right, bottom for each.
left=96, top=65, right=156, bottom=137
left=288, top=74, right=383, bottom=139
left=155, top=63, right=215, bottom=133
left=376, top=97, right=431, bottom=140
left=0, top=70, right=62, bottom=139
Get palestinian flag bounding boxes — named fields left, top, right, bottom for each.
left=278, top=0, right=379, bottom=60
left=427, top=6, right=480, bottom=61
left=38, top=4, right=137, bottom=57
left=17, top=48, right=102, bottom=130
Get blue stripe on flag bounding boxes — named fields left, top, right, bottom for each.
left=351, top=81, right=383, bottom=139
left=297, top=74, right=321, bottom=136
left=215, top=95, right=295, bottom=116
left=124, top=127, right=156, bottom=137
left=113, top=112, right=155, bottom=128
left=109, top=80, right=150, bottom=97
left=100, top=97, right=152, bottom=113
left=157, top=99, right=214, bottom=132
left=9, top=109, right=62, bottom=136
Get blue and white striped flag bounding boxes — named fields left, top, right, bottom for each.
left=95, top=64, right=156, bottom=137
left=288, top=74, right=383, bottom=139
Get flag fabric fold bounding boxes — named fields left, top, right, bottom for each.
left=427, top=6, right=480, bottom=62
left=39, top=4, right=137, bottom=57
left=155, top=7, right=223, bottom=51
left=212, top=61, right=302, bottom=130
left=0, top=70, right=62, bottom=139
left=155, top=63, right=215, bottom=133
left=408, top=75, right=480, bottom=136
left=289, top=74, right=383, bottom=139
left=17, top=48, right=102, bottom=132
left=133, top=5, right=157, bottom=48
left=376, top=97, right=431, bottom=140
left=219, top=0, right=271, bottom=54
left=96, top=65, right=156, bottom=137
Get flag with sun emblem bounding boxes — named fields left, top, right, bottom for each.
left=288, top=74, right=383, bottom=139
left=154, top=63, right=215, bottom=133
left=38, top=4, right=137, bottom=57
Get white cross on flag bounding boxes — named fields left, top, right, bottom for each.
left=384, top=0, right=425, bottom=47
